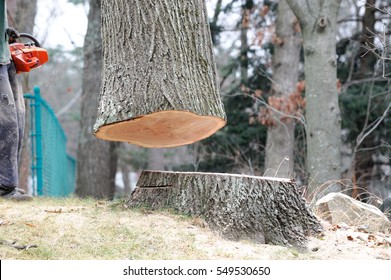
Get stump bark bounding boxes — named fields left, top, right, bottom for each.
left=94, top=0, right=226, bottom=148
left=128, top=171, right=322, bottom=247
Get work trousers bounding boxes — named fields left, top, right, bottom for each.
left=0, top=63, right=25, bottom=189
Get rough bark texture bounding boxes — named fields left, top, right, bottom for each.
left=128, top=170, right=322, bottom=247
left=94, top=0, right=226, bottom=148
left=265, top=0, right=301, bottom=178
left=75, top=0, right=118, bottom=199
left=286, top=0, right=342, bottom=196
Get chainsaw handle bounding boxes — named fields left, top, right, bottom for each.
left=18, top=33, right=41, bottom=47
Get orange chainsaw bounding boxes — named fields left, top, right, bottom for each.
left=9, top=33, right=49, bottom=74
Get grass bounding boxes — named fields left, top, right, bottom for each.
left=0, top=196, right=389, bottom=260
left=0, top=197, right=287, bottom=259
left=0, top=197, right=213, bottom=259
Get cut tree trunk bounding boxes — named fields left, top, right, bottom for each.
left=128, top=170, right=322, bottom=247
left=94, top=0, right=226, bottom=148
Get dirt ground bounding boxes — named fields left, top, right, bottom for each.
left=0, top=197, right=390, bottom=260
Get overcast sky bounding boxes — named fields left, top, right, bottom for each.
left=32, top=0, right=219, bottom=51
left=34, top=0, right=88, bottom=50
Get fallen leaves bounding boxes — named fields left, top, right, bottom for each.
left=331, top=224, right=341, bottom=231
left=329, top=222, right=391, bottom=248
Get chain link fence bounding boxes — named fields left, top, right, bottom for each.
left=24, top=86, right=76, bottom=196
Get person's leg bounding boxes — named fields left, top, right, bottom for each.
left=7, top=62, right=25, bottom=162
left=0, top=64, right=19, bottom=188
left=0, top=64, right=30, bottom=201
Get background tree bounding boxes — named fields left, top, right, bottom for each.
left=285, top=0, right=342, bottom=197
left=75, top=0, right=118, bottom=199
left=264, top=0, right=302, bottom=178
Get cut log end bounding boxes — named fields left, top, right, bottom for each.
left=94, top=110, right=226, bottom=148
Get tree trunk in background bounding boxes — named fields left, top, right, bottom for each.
left=264, top=0, right=301, bottom=178
left=209, top=0, right=222, bottom=45
left=358, top=0, right=377, bottom=78
left=119, top=162, right=132, bottom=196
left=286, top=0, right=342, bottom=198
left=75, top=0, right=118, bottom=199
left=6, top=0, right=36, bottom=34
left=240, top=2, right=251, bottom=84
left=7, top=0, right=37, bottom=192
left=129, top=170, right=322, bottom=247
left=351, top=0, right=377, bottom=202
left=148, top=149, right=166, bottom=170
left=147, top=146, right=193, bottom=171
left=94, top=0, right=226, bottom=148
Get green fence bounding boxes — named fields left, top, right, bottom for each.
left=24, top=86, right=76, bottom=197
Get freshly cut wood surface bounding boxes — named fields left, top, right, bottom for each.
left=95, top=110, right=226, bottom=148
left=94, top=0, right=226, bottom=147
left=128, top=170, right=322, bottom=246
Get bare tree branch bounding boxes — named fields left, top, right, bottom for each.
left=221, top=91, right=306, bottom=126
left=356, top=100, right=391, bottom=149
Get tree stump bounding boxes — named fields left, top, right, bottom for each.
left=94, top=0, right=226, bottom=148
left=128, top=171, right=323, bottom=247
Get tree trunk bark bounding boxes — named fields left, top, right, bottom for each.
left=119, top=162, right=132, bottom=196
left=286, top=0, right=342, bottom=197
left=75, top=0, right=118, bottom=199
left=240, top=3, right=250, bottom=84
left=6, top=0, right=36, bottom=34
left=265, top=0, right=301, bottom=178
left=358, top=0, right=377, bottom=78
left=94, top=0, right=226, bottom=148
left=128, top=170, right=322, bottom=247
